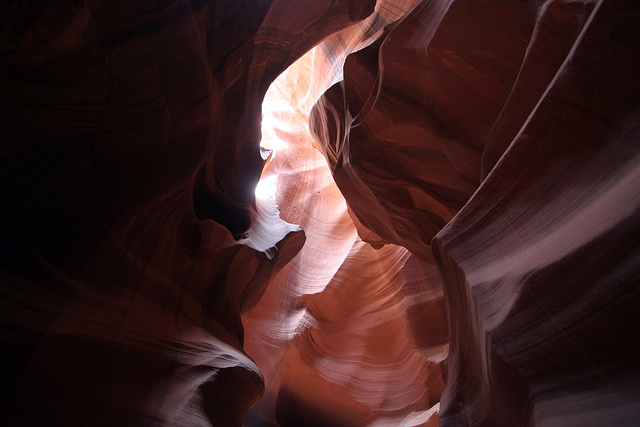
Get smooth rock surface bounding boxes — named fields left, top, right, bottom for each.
left=309, top=0, right=640, bottom=425
left=0, top=1, right=369, bottom=425
left=1, top=0, right=639, bottom=426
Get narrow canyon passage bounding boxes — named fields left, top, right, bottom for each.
left=1, top=1, right=639, bottom=426
left=243, top=44, right=448, bottom=425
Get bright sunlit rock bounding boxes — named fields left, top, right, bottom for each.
left=254, top=173, right=277, bottom=200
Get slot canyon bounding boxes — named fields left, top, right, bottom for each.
left=0, top=0, right=638, bottom=425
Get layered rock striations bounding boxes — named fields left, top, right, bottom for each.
left=1, top=0, right=639, bottom=426
left=309, top=0, right=640, bottom=425
left=0, top=0, right=373, bottom=425
left=242, top=49, right=447, bottom=424
left=433, top=2, right=640, bottom=424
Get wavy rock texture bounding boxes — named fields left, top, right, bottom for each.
left=0, top=0, right=371, bottom=425
left=309, top=0, right=640, bottom=425
left=1, top=0, right=639, bottom=426
left=433, top=2, right=640, bottom=424
left=242, top=39, right=447, bottom=424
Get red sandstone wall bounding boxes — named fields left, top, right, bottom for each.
left=309, top=0, right=640, bottom=425
left=1, top=0, right=639, bottom=426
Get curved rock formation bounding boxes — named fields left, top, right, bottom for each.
left=433, top=2, right=640, bottom=424
left=309, top=0, right=640, bottom=425
left=1, top=0, right=639, bottom=425
left=243, top=54, right=447, bottom=424
left=0, top=0, right=370, bottom=425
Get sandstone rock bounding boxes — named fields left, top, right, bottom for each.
left=1, top=0, right=639, bottom=425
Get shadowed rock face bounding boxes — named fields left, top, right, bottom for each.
left=0, top=0, right=369, bottom=425
left=1, top=0, right=639, bottom=426
left=309, top=0, right=640, bottom=425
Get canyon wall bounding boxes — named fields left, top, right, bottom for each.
left=309, top=0, right=640, bottom=425
left=0, top=0, right=373, bottom=424
left=1, top=0, right=639, bottom=426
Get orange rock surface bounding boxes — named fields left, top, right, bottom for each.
left=1, top=0, right=638, bottom=426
